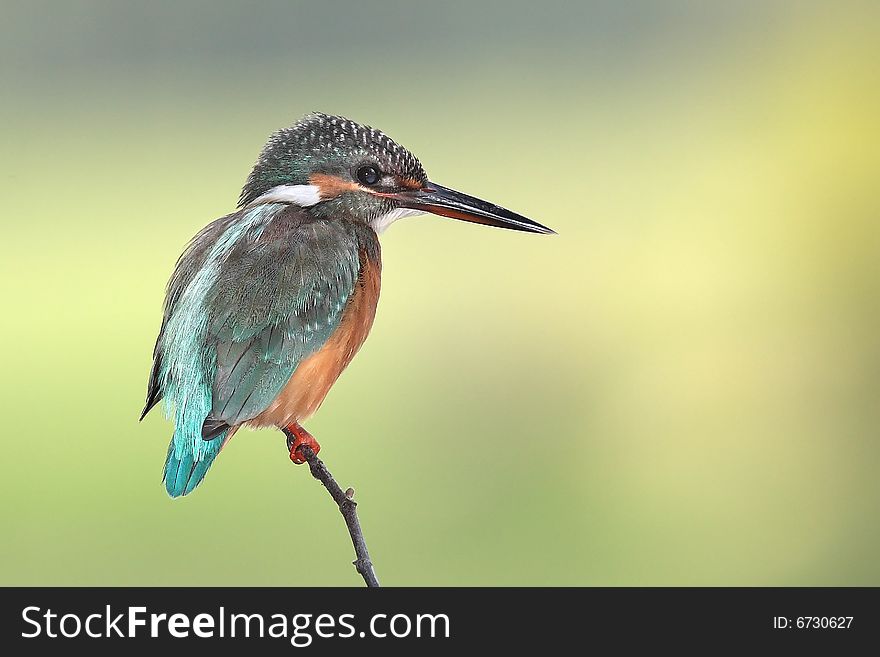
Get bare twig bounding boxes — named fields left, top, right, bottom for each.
left=296, top=445, right=380, bottom=587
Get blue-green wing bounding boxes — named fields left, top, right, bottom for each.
left=204, top=216, right=363, bottom=431
left=141, top=212, right=240, bottom=420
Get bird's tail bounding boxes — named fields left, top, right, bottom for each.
left=163, top=432, right=225, bottom=497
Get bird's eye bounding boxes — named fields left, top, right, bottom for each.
left=356, top=165, right=381, bottom=186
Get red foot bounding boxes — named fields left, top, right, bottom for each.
left=284, top=423, right=321, bottom=464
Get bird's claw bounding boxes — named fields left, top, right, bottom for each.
left=284, top=423, right=321, bottom=464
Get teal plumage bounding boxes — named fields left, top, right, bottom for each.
left=144, top=202, right=374, bottom=497
left=163, top=437, right=223, bottom=497
left=142, top=112, right=552, bottom=498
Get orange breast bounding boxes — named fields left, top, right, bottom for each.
left=248, top=249, right=381, bottom=429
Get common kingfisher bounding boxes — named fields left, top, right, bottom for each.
left=141, top=112, right=553, bottom=497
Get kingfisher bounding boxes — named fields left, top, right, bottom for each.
left=141, top=112, right=553, bottom=497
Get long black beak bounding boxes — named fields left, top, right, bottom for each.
left=389, top=182, right=555, bottom=235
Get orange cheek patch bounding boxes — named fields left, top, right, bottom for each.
left=309, top=173, right=361, bottom=200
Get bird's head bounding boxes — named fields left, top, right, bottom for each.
left=239, top=112, right=553, bottom=235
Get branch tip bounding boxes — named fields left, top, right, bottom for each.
left=294, top=443, right=380, bottom=587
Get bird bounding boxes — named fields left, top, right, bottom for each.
left=141, top=112, right=554, bottom=497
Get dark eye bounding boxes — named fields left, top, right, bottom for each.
left=356, top=165, right=380, bottom=186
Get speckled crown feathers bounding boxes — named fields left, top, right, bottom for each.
left=239, top=112, right=426, bottom=207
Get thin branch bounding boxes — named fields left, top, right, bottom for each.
left=296, top=445, right=380, bottom=587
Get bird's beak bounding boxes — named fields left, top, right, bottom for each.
left=387, top=182, right=555, bottom=235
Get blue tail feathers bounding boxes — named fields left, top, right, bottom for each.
left=163, top=433, right=225, bottom=497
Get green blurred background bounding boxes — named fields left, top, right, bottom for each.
left=1, top=1, right=878, bottom=586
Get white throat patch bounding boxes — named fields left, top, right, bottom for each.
left=371, top=207, right=423, bottom=234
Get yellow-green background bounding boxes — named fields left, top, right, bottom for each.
left=2, top=1, right=878, bottom=585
